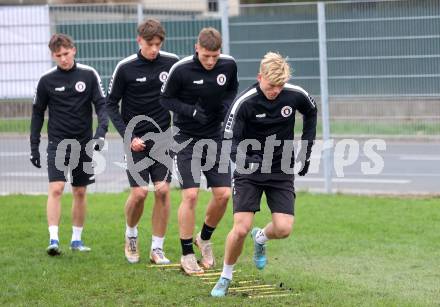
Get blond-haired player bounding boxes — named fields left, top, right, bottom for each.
left=211, top=52, right=317, bottom=296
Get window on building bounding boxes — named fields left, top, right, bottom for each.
left=208, top=0, right=218, bottom=12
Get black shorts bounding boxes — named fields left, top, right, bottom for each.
left=173, top=135, right=231, bottom=189
left=125, top=149, right=171, bottom=187
left=232, top=172, right=295, bottom=215
left=47, top=142, right=95, bottom=187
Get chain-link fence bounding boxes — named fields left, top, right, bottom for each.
left=0, top=0, right=439, bottom=194
left=232, top=0, right=440, bottom=137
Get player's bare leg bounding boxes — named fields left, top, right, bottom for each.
left=260, top=213, right=294, bottom=240
left=70, top=186, right=91, bottom=252
left=150, top=181, right=171, bottom=264
left=211, top=212, right=254, bottom=297
left=196, top=186, right=230, bottom=268
left=251, top=213, right=294, bottom=270
left=204, top=187, right=230, bottom=227
left=179, top=187, right=204, bottom=274
left=224, top=212, right=254, bottom=265
left=124, top=186, right=148, bottom=263
left=71, top=186, right=87, bottom=227
left=47, top=181, right=65, bottom=227
left=46, top=181, right=65, bottom=255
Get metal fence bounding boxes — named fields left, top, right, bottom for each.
left=232, top=0, right=440, bottom=137
left=0, top=0, right=439, bottom=194
left=52, top=2, right=222, bottom=96
left=234, top=0, right=440, bottom=96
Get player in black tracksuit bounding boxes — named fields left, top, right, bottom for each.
left=160, top=27, right=238, bottom=274
left=211, top=52, right=317, bottom=297
left=106, top=19, right=179, bottom=265
left=160, top=55, right=237, bottom=140
left=30, top=34, right=108, bottom=256
left=106, top=51, right=177, bottom=140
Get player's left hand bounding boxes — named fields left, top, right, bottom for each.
left=298, top=160, right=310, bottom=176
left=192, top=106, right=209, bottom=125
left=93, top=137, right=105, bottom=151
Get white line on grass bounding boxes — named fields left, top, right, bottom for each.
left=399, top=155, right=440, bottom=161
left=0, top=152, right=29, bottom=157
left=338, top=172, right=440, bottom=177
left=1, top=172, right=46, bottom=177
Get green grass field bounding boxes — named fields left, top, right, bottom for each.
left=1, top=191, right=439, bottom=306
left=1, top=118, right=439, bottom=136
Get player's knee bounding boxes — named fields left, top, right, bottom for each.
left=50, top=187, right=63, bottom=199
left=275, top=224, right=292, bottom=238
left=182, top=191, right=198, bottom=207
left=154, top=184, right=169, bottom=199
left=233, top=224, right=251, bottom=239
left=49, top=182, right=64, bottom=198
left=131, top=188, right=148, bottom=203
left=72, top=188, right=86, bottom=199
left=214, top=188, right=231, bottom=205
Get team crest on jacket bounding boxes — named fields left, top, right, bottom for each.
left=217, top=74, right=226, bottom=86
left=159, top=71, right=168, bottom=83
left=281, top=106, right=293, bottom=117
left=75, top=81, right=86, bottom=92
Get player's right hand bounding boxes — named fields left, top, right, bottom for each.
left=298, top=160, right=310, bottom=176
left=131, top=137, right=146, bottom=152
left=192, top=106, right=209, bottom=125
left=296, top=142, right=312, bottom=176
left=93, top=137, right=105, bottom=151
left=30, top=151, right=41, bottom=168
left=245, top=154, right=262, bottom=172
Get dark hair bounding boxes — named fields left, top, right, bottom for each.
left=137, top=19, right=165, bottom=42
left=197, top=27, right=222, bottom=51
left=48, top=33, right=75, bottom=53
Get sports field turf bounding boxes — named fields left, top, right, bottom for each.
left=1, top=191, right=439, bottom=306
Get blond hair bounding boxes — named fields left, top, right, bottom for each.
left=259, top=52, right=291, bottom=85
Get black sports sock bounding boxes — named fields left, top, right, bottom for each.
left=200, top=223, right=216, bottom=241
left=180, top=238, right=194, bottom=256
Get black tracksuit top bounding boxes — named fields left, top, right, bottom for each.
left=30, top=62, right=108, bottom=151
left=224, top=82, right=318, bottom=173
left=106, top=50, right=179, bottom=138
left=160, top=53, right=239, bottom=139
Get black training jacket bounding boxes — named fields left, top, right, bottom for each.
left=224, top=82, right=317, bottom=173
left=106, top=50, right=179, bottom=138
left=30, top=62, right=108, bottom=151
left=160, top=53, right=239, bottom=139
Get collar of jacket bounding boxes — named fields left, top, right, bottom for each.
left=57, top=61, right=77, bottom=72
left=137, top=49, right=159, bottom=63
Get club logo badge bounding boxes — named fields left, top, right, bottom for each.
left=159, top=71, right=168, bottom=83
left=75, top=81, right=86, bottom=92
left=217, top=74, right=226, bottom=86
left=281, top=106, right=293, bottom=117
